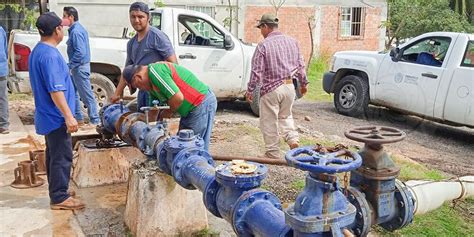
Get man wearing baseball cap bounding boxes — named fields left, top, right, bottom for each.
left=29, top=12, right=84, bottom=210
left=246, top=13, right=308, bottom=159
left=122, top=62, right=217, bottom=151
left=111, top=2, right=177, bottom=111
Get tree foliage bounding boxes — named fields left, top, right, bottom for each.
left=385, top=0, right=473, bottom=49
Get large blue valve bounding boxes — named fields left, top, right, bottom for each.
left=285, top=146, right=362, bottom=174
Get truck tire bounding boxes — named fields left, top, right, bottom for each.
left=79, top=73, right=116, bottom=118
left=249, top=89, right=260, bottom=117
left=333, top=75, right=369, bottom=117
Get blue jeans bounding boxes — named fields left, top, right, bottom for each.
left=0, top=77, right=8, bottom=130
left=137, top=89, right=149, bottom=111
left=179, top=90, right=217, bottom=151
left=71, top=64, right=99, bottom=124
left=45, top=124, right=73, bottom=204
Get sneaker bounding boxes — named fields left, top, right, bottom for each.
left=79, top=123, right=97, bottom=130
left=50, top=197, right=85, bottom=210
left=0, top=128, right=9, bottom=134
left=77, top=120, right=85, bottom=126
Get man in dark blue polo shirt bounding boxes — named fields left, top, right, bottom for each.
left=110, top=1, right=177, bottom=109
left=29, top=12, right=84, bottom=210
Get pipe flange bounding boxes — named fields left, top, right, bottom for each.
left=156, top=142, right=171, bottom=174
left=347, top=187, right=373, bottom=236
left=115, top=111, right=133, bottom=140
left=204, top=179, right=221, bottom=218
left=215, top=161, right=267, bottom=189
left=173, top=148, right=215, bottom=189
left=355, top=166, right=400, bottom=181
left=231, top=189, right=282, bottom=237
left=285, top=202, right=356, bottom=234
left=380, top=180, right=415, bottom=231
left=120, top=113, right=145, bottom=146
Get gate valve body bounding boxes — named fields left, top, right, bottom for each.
left=344, top=126, right=415, bottom=236
left=284, top=146, right=362, bottom=237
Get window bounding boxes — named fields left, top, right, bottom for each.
left=339, top=7, right=365, bottom=37
left=461, top=41, right=474, bottom=67
left=150, top=13, right=162, bottom=30
left=401, top=37, right=451, bottom=67
left=178, top=15, right=224, bottom=48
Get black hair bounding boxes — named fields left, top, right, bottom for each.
left=63, top=6, right=79, bottom=21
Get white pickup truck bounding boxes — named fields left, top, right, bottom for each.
left=8, top=8, right=259, bottom=113
left=323, top=32, right=474, bottom=127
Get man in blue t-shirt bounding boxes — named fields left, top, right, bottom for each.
left=0, top=25, right=9, bottom=134
left=29, top=12, right=84, bottom=210
left=110, top=1, right=177, bottom=110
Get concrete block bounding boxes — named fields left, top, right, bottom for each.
left=124, top=161, right=208, bottom=237
left=72, top=142, right=146, bottom=187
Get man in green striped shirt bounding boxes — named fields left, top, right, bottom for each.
left=123, top=62, right=217, bottom=151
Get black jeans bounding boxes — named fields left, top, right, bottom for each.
left=45, top=124, right=72, bottom=204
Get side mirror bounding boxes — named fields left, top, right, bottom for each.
left=224, top=35, right=234, bottom=50
left=390, top=47, right=400, bottom=62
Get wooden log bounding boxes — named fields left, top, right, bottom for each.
left=124, top=160, right=208, bottom=236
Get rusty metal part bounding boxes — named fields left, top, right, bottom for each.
left=72, top=133, right=102, bottom=148
left=29, top=150, right=46, bottom=175
left=212, top=155, right=288, bottom=166
left=313, top=143, right=348, bottom=153
left=121, top=113, right=146, bottom=147
left=355, top=166, right=401, bottom=180
left=230, top=160, right=258, bottom=174
left=115, top=111, right=134, bottom=140
left=344, top=126, right=406, bottom=144
left=11, top=160, right=45, bottom=189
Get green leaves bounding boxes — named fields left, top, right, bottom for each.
left=386, top=0, right=473, bottom=48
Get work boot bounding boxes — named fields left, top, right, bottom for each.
left=68, top=189, right=76, bottom=197
left=288, top=142, right=299, bottom=149
left=258, top=152, right=280, bottom=159
left=50, top=197, right=85, bottom=210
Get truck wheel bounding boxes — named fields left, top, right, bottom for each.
left=249, top=89, right=260, bottom=117
left=333, top=75, right=369, bottom=117
left=79, top=73, right=116, bottom=118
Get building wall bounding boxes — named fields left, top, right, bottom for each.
left=319, top=6, right=383, bottom=56
left=244, top=6, right=315, bottom=63
left=243, top=3, right=386, bottom=62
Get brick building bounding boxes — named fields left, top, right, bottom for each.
left=164, top=0, right=387, bottom=62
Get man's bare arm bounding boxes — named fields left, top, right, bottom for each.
left=166, top=54, right=178, bottom=64
left=50, top=91, right=78, bottom=133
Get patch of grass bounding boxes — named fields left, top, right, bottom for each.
left=305, top=56, right=332, bottom=102
left=392, top=155, right=445, bottom=181
left=8, top=92, right=33, bottom=102
left=291, top=179, right=306, bottom=191
left=193, top=228, right=219, bottom=237
left=374, top=198, right=474, bottom=236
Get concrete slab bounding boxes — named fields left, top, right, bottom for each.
left=0, top=111, right=83, bottom=236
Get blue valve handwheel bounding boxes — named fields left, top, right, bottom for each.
left=285, top=146, right=362, bottom=174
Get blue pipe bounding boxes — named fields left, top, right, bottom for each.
left=99, top=105, right=292, bottom=237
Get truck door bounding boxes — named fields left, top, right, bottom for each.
left=443, top=40, right=474, bottom=126
left=173, top=14, right=244, bottom=99
left=375, top=37, right=452, bottom=117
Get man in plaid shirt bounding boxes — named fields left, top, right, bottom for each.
left=246, top=14, right=308, bottom=159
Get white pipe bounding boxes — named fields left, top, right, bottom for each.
left=405, top=176, right=474, bottom=215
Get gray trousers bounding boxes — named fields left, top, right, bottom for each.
left=0, top=77, right=9, bottom=129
